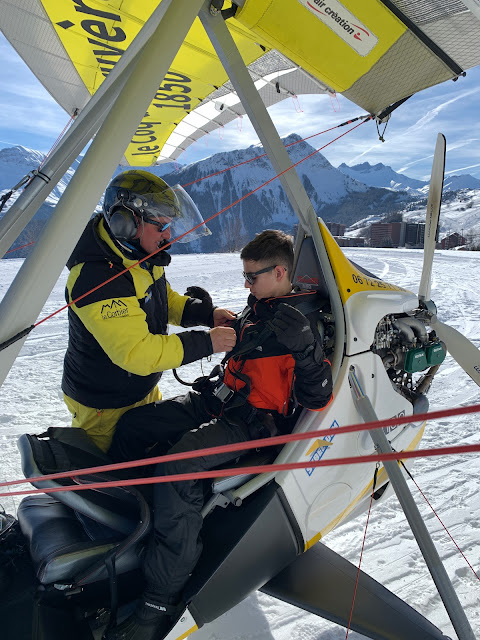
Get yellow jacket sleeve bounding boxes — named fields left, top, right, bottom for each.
left=70, top=295, right=185, bottom=376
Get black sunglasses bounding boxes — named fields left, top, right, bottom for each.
left=144, top=218, right=171, bottom=232
left=242, top=265, right=277, bottom=285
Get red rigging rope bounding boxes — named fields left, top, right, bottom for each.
left=2, top=441, right=480, bottom=499
left=400, top=460, right=480, bottom=583
left=180, top=114, right=370, bottom=189
left=346, top=464, right=379, bottom=639
left=1, top=401, right=480, bottom=496
left=1, top=117, right=370, bottom=349
left=5, top=241, right=35, bottom=255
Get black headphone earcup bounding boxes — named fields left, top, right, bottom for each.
left=108, top=208, right=138, bottom=240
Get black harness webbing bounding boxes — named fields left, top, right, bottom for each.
left=173, top=295, right=326, bottom=411
left=222, top=294, right=326, bottom=365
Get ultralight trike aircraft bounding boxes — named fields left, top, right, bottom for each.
left=1, top=1, right=480, bottom=639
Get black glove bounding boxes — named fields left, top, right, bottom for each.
left=184, top=286, right=212, bottom=305
left=270, top=303, right=314, bottom=355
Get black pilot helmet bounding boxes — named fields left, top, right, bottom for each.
left=102, top=169, right=210, bottom=261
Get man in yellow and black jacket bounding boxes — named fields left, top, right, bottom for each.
left=62, top=170, right=236, bottom=452
left=107, top=230, right=332, bottom=640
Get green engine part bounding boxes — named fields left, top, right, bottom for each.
left=425, top=342, right=446, bottom=366
left=404, top=347, right=428, bottom=373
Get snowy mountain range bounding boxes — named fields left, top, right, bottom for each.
left=337, top=161, right=427, bottom=193
left=1, top=136, right=480, bottom=255
left=337, top=160, right=480, bottom=194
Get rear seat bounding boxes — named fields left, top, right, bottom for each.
left=16, top=428, right=150, bottom=588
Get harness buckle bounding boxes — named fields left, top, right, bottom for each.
left=212, top=381, right=234, bottom=404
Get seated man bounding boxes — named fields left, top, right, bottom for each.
left=107, top=230, right=333, bottom=640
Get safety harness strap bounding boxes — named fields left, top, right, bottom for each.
left=222, top=294, right=325, bottom=365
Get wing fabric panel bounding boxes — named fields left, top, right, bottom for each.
left=0, top=0, right=90, bottom=114
left=35, top=0, right=269, bottom=166
left=234, top=0, right=478, bottom=114
left=342, top=31, right=454, bottom=115
left=235, top=0, right=407, bottom=92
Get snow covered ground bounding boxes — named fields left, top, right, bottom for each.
left=1, top=248, right=479, bottom=639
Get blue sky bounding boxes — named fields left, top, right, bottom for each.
left=1, top=32, right=480, bottom=181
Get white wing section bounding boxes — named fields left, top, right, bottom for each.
left=140, top=50, right=330, bottom=164
left=0, top=0, right=90, bottom=115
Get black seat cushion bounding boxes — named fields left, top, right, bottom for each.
left=18, top=432, right=141, bottom=536
left=17, top=495, right=141, bottom=585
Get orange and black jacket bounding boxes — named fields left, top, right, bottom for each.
left=223, top=292, right=332, bottom=417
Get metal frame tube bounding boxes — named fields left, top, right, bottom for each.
left=199, top=6, right=345, bottom=382
left=0, top=0, right=204, bottom=387
left=0, top=0, right=182, bottom=259
left=349, top=367, right=475, bottom=640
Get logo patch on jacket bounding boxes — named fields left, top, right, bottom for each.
left=101, top=299, right=129, bottom=319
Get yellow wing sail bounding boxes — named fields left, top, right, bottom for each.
left=1, top=0, right=479, bottom=166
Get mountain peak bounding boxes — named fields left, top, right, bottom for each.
left=0, top=145, right=45, bottom=167
left=354, top=162, right=377, bottom=172
left=443, top=173, right=480, bottom=191
left=337, top=160, right=427, bottom=191
left=282, top=132, right=302, bottom=144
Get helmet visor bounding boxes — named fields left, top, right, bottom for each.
left=110, top=180, right=210, bottom=244
left=138, top=185, right=181, bottom=220
left=162, top=184, right=211, bottom=243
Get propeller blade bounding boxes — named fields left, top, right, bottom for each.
left=431, top=316, right=480, bottom=388
left=418, top=133, right=446, bottom=302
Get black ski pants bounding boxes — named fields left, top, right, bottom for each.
left=108, top=392, right=271, bottom=602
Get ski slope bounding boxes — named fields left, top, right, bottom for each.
left=1, top=248, right=479, bottom=639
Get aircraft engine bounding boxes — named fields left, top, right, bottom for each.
left=371, top=313, right=446, bottom=407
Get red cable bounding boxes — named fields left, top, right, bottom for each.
left=180, top=116, right=368, bottom=189
left=5, top=114, right=369, bottom=257
left=408, top=473, right=480, bottom=582
left=345, top=469, right=378, bottom=638
left=2, top=401, right=479, bottom=490
left=5, top=241, right=35, bottom=254
left=2, top=442, right=480, bottom=499
left=33, top=117, right=371, bottom=328
left=2, top=401, right=480, bottom=496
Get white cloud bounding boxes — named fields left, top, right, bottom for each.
left=445, top=162, right=480, bottom=175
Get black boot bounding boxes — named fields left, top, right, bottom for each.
left=105, top=600, right=178, bottom=640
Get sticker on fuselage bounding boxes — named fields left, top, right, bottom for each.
left=383, top=410, right=406, bottom=436
left=296, top=0, right=378, bottom=56
left=351, top=273, right=405, bottom=291
left=305, top=419, right=338, bottom=476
